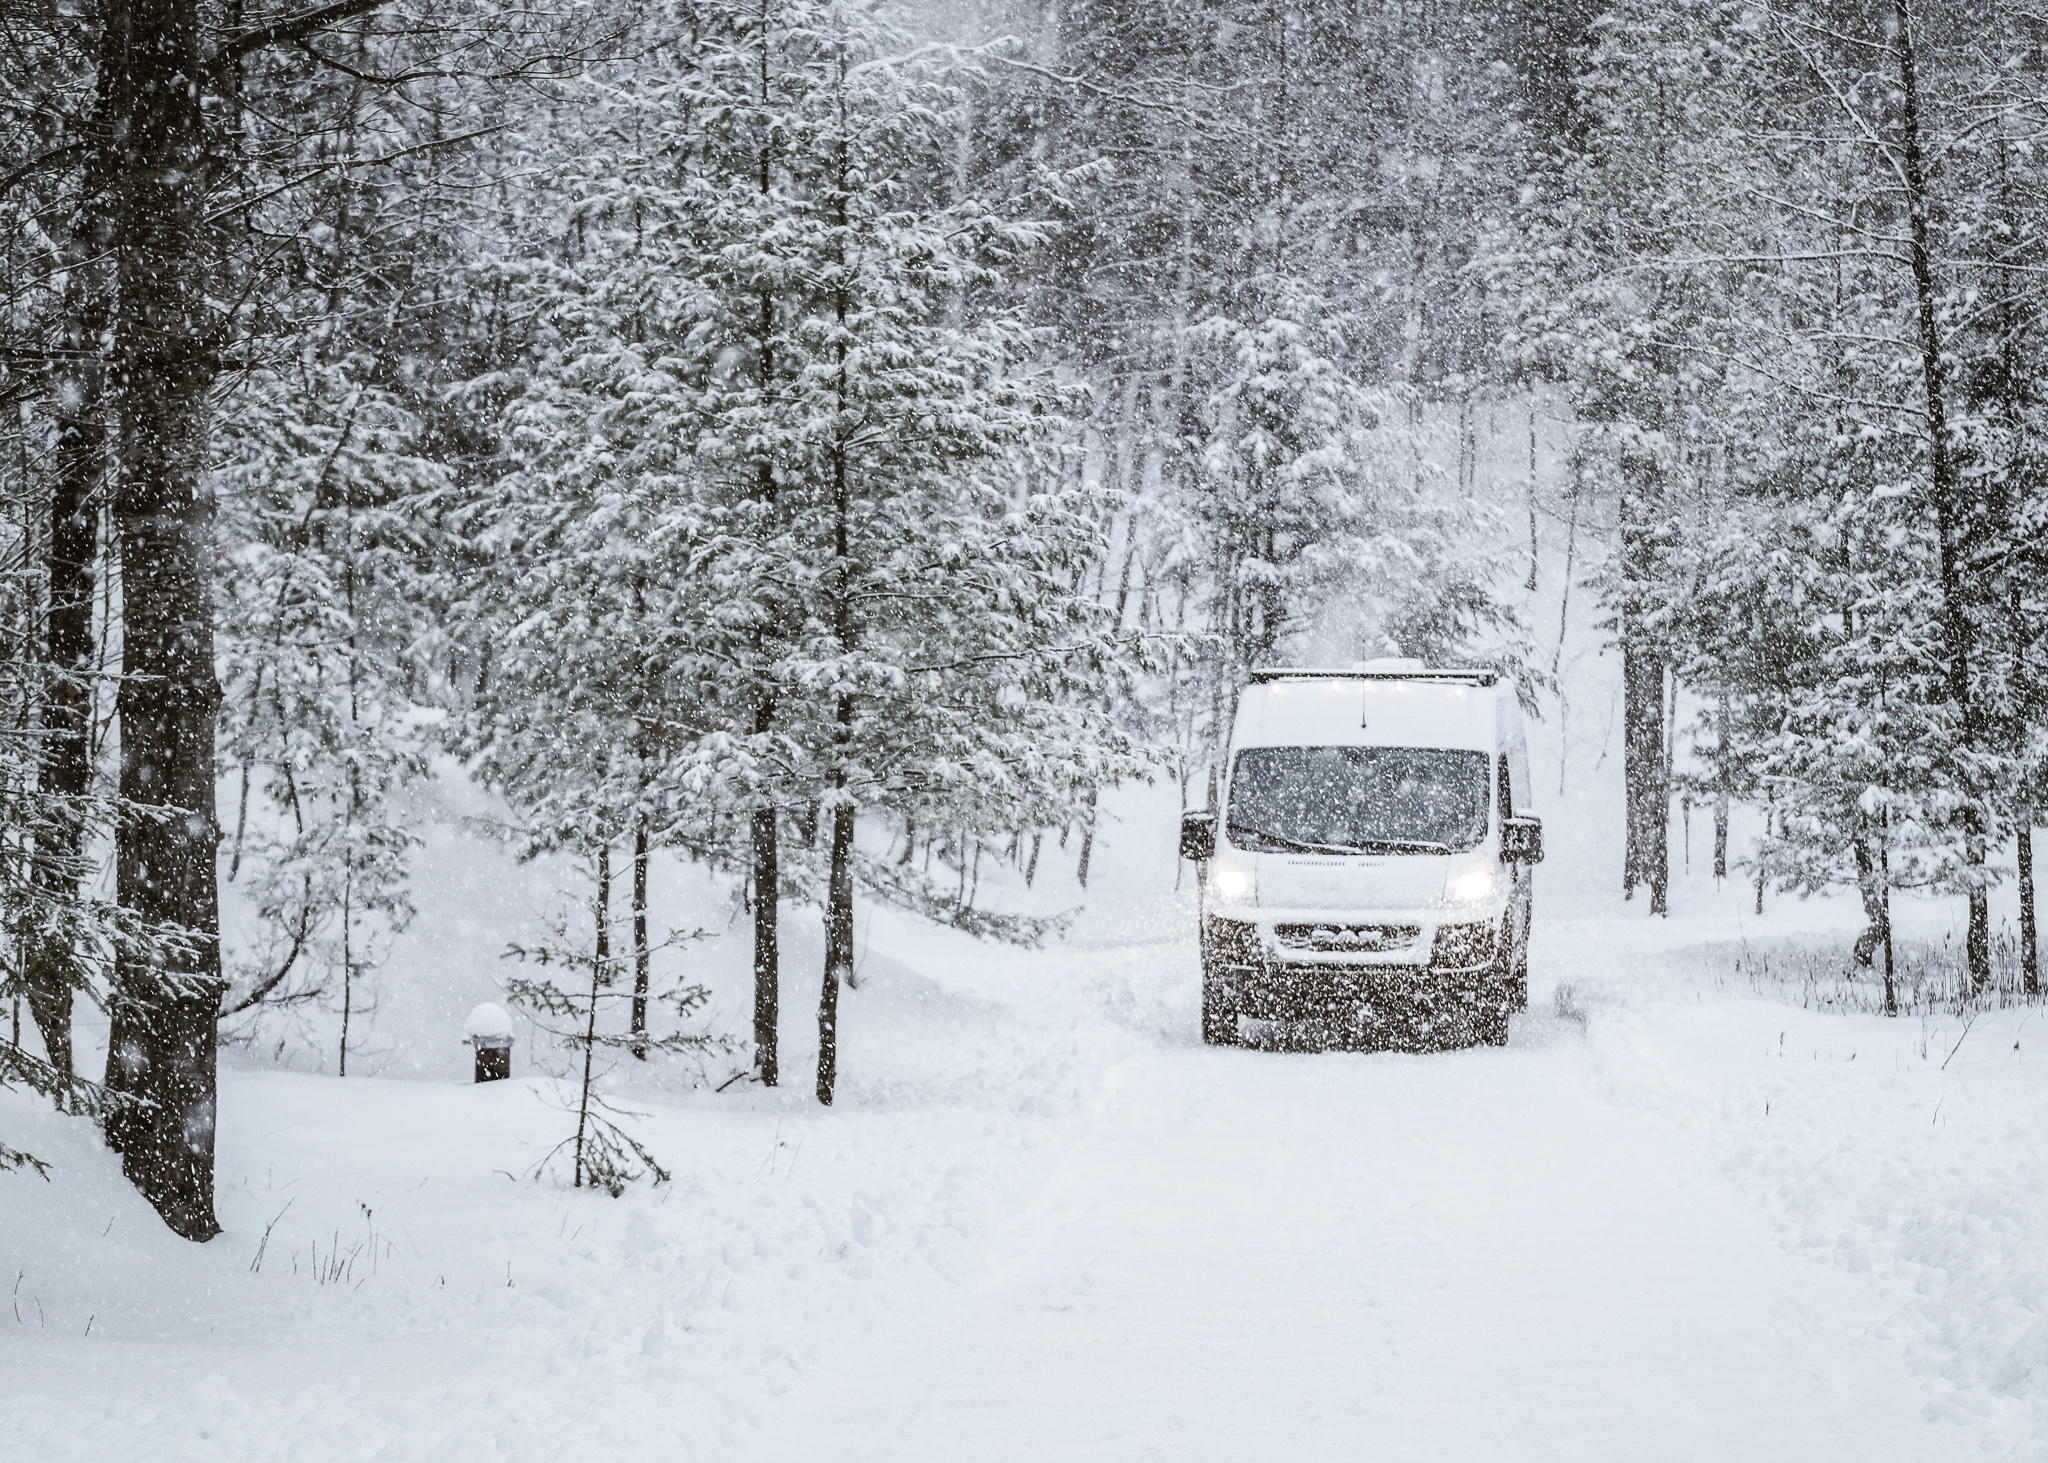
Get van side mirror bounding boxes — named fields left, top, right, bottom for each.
left=1501, top=816, right=1544, bottom=864
left=1180, top=811, right=1217, bottom=862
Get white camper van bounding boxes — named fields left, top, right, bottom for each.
left=1179, top=664, right=1543, bottom=1048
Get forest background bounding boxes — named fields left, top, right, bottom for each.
left=4, top=0, right=2044, bottom=1238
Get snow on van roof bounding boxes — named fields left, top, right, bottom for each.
left=1247, top=665, right=1498, bottom=685
left=1233, top=671, right=1498, bottom=752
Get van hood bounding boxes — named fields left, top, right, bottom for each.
left=1253, top=853, right=1448, bottom=912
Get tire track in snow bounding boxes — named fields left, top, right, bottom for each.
left=749, top=1017, right=1966, bottom=1462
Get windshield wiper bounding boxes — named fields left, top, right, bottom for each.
left=1349, top=838, right=1453, bottom=855
left=1228, top=826, right=1455, bottom=856
left=1228, top=827, right=1375, bottom=856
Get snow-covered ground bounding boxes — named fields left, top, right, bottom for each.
left=9, top=749, right=2048, bottom=1458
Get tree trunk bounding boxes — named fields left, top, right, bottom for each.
left=101, top=0, right=220, bottom=1176
left=1894, top=0, right=1989, bottom=991
left=99, top=0, right=225, bottom=1242
left=751, top=698, right=779, bottom=1086
left=26, top=148, right=117, bottom=1081
left=818, top=760, right=854, bottom=1108
left=1883, top=885, right=1898, bottom=1016
left=1526, top=403, right=1540, bottom=592
left=1619, top=450, right=1668, bottom=915
left=2021, top=806, right=2039, bottom=997
left=573, top=868, right=605, bottom=1189
left=1076, top=785, right=1098, bottom=889
left=595, top=839, right=611, bottom=976
left=1755, top=797, right=1770, bottom=916
left=1967, top=876, right=1991, bottom=995
left=1713, top=690, right=1731, bottom=882
left=631, top=817, right=651, bottom=1055
left=1713, top=793, right=1730, bottom=882
left=338, top=848, right=353, bottom=1076
left=1852, top=838, right=1889, bottom=968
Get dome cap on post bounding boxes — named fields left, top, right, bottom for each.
left=465, top=1003, right=515, bottom=1083
left=464, top=1002, right=515, bottom=1045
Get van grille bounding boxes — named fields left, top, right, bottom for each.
left=1275, top=923, right=1421, bottom=955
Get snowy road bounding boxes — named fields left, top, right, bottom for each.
left=752, top=1027, right=1957, bottom=1463
left=10, top=875, right=2041, bottom=1460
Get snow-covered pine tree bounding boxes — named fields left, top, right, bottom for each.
left=966, top=0, right=1530, bottom=804
left=1167, top=275, right=1518, bottom=780
left=451, top=305, right=731, bottom=1116
left=1924, top=3, right=2048, bottom=991
left=456, top=552, right=726, bottom=1100
left=0, top=754, right=162, bottom=1175
left=479, top=0, right=1143, bottom=1105
left=668, top=0, right=1140, bottom=1103
left=455, top=0, right=763, bottom=1072
left=203, top=0, right=576, bottom=1070
left=1493, top=0, right=1763, bottom=916
left=502, top=857, right=718, bottom=1195
left=213, top=360, right=440, bottom=1070
left=467, top=0, right=839, bottom=1086
left=1641, top=2, right=2048, bottom=983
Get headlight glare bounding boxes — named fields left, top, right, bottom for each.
left=1211, top=859, right=1256, bottom=904
left=1450, top=864, right=1499, bottom=903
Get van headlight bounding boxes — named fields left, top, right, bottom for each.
left=1210, top=856, right=1257, bottom=905
left=1450, top=863, right=1499, bottom=904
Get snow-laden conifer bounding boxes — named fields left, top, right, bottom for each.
left=472, top=0, right=1144, bottom=1104
left=213, top=360, right=441, bottom=1070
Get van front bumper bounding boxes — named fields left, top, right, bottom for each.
left=1204, top=911, right=1504, bottom=1022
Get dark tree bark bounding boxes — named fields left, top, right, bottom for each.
left=630, top=816, right=650, bottom=1055
left=98, top=0, right=225, bottom=1241
left=747, top=27, right=782, bottom=1089
left=24, top=101, right=119, bottom=1081
left=1075, top=785, right=1098, bottom=889
left=572, top=860, right=605, bottom=1189
left=1852, top=838, right=1890, bottom=968
left=817, top=754, right=853, bottom=1109
left=1893, top=0, right=1989, bottom=989
left=1756, top=796, right=1771, bottom=915
left=818, top=146, right=854, bottom=1110
left=1619, top=449, right=1669, bottom=915
left=751, top=703, right=779, bottom=1086
left=2021, top=806, right=2039, bottom=997
left=594, top=838, right=611, bottom=971
left=1526, top=405, right=1540, bottom=592
left=1712, top=690, right=1731, bottom=881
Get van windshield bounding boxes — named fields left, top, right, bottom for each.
left=1227, top=746, right=1490, bottom=855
